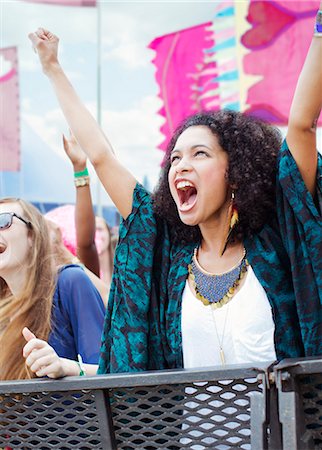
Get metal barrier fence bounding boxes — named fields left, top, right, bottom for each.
left=0, top=358, right=321, bottom=449
left=274, top=357, right=322, bottom=450
left=0, top=362, right=275, bottom=450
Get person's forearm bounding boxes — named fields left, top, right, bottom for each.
left=45, top=62, right=137, bottom=219
left=288, top=10, right=322, bottom=131
left=75, top=186, right=96, bottom=248
left=61, top=358, right=98, bottom=377
left=74, top=178, right=100, bottom=276
left=75, top=189, right=100, bottom=276
left=29, top=27, right=136, bottom=219
left=46, top=63, right=115, bottom=167
left=285, top=6, right=322, bottom=195
left=83, top=363, right=99, bottom=376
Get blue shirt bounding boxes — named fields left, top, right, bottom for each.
left=49, top=264, right=105, bottom=364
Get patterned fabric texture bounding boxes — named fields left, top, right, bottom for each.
left=98, top=140, right=322, bottom=374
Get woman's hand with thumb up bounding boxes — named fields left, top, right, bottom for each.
left=22, top=327, right=66, bottom=378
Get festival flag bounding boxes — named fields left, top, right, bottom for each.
left=149, top=22, right=214, bottom=152
left=200, top=2, right=240, bottom=112
left=0, top=47, right=20, bottom=172
left=149, top=2, right=242, bottom=152
left=150, top=0, right=320, bottom=154
left=23, top=0, right=96, bottom=6
left=241, top=0, right=321, bottom=124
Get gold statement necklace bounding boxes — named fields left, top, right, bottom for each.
left=188, top=247, right=248, bottom=309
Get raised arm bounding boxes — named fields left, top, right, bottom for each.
left=28, top=28, right=137, bottom=219
left=286, top=6, right=322, bottom=196
left=62, top=132, right=100, bottom=276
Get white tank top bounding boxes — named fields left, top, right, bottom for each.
left=181, top=265, right=276, bottom=368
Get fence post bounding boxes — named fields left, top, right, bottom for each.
left=94, top=389, right=118, bottom=450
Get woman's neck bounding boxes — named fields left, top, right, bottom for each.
left=198, top=210, right=230, bottom=255
left=1, top=267, right=28, bottom=298
left=198, top=222, right=244, bottom=274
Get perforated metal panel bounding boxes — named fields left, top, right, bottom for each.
left=275, top=357, right=322, bottom=450
left=0, top=364, right=273, bottom=450
left=0, top=389, right=104, bottom=449
left=110, top=377, right=261, bottom=449
left=299, top=373, right=322, bottom=449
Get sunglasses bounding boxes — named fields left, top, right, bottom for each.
left=0, top=212, right=32, bottom=230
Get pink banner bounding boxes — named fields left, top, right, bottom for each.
left=0, top=47, right=20, bottom=172
left=242, top=0, right=321, bottom=124
left=149, top=22, right=214, bottom=152
left=23, top=0, right=96, bottom=6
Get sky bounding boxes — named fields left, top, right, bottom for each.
left=0, top=0, right=223, bottom=206
left=1, top=0, right=321, bottom=207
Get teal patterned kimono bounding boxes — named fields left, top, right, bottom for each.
left=98, top=140, right=322, bottom=374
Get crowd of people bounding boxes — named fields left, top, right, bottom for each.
left=0, top=4, right=321, bottom=383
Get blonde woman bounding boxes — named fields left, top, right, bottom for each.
left=0, top=198, right=105, bottom=379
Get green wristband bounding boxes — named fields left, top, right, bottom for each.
left=74, top=168, right=89, bottom=178
left=77, top=354, right=86, bottom=376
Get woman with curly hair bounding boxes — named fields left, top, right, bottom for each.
left=27, top=6, right=321, bottom=376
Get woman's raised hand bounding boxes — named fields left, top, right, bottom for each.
left=28, top=27, right=137, bottom=219
left=286, top=8, right=322, bottom=195
left=63, top=131, right=87, bottom=172
left=28, top=28, right=60, bottom=75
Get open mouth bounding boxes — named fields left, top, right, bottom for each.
left=0, top=243, right=6, bottom=254
left=176, top=180, right=197, bottom=211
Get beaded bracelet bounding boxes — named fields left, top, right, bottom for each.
left=74, top=176, right=90, bottom=188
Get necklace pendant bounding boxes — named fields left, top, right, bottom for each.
left=220, top=348, right=226, bottom=366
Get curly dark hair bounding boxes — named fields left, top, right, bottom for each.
left=152, top=110, right=282, bottom=244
